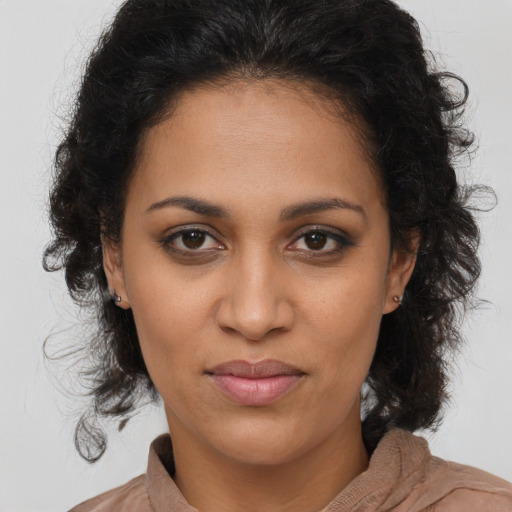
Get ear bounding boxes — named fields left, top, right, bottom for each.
left=102, top=236, right=130, bottom=309
left=382, top=233, right=419, bottom=314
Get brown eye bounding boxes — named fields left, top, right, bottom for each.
left=289, top=227, right=354, bottom=256
left=161, top=227, right=224, bottom=255
left=182, top=230, right=206, bottom=249
left=304, top=232, right=328, bottom=250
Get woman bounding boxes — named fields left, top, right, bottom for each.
left=43, top=0, right=512, bottom=510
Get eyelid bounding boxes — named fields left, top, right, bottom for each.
left=287, top=225, right=355, bottom=254
left=162, top=224, right=224, bottom=240
left=159, top=225, right=226, bottom=254
left=159, top=224, right=355, bottom=257
left=292, top=224, right=350, bottom=238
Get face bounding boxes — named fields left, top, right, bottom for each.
left=104, top=80, right=415, bottom=467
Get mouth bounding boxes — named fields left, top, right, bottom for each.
left=206, top=359, right=306, bottom=406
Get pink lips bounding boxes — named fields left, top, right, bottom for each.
left=207, top=360, right=305, bottom=406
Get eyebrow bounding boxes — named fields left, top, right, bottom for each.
left=146, top=195, right=366, bottom=220
left=146, top=196, right=229, bottom=217
left=280, top=198, right=366, bottom=221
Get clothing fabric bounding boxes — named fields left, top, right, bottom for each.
left=69, top=429, right=512, bottom=511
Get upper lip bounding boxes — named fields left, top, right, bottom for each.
left=207, top=359, right=305, bottom=379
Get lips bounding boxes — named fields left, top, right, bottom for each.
left=206, top=359, right=305, bottom=406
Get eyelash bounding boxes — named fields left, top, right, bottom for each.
left=289, top=228, right=355, bottom=258
left=159, top=226, right=355, bottom=259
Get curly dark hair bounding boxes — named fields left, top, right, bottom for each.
left=44, top=0, right=482, bottom=462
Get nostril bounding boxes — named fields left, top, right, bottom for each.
left=213, top=284, right=295, bottom=341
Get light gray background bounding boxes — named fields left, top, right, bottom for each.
left=0, top=1, right=511, bottom=510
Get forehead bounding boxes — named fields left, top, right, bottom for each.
left=146, top=79, right=373, bottom=162
left=129, top=79, right=385, bottom=215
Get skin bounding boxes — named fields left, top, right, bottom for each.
left=104, top=80, right=417, bottom=512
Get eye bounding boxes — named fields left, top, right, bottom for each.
left=289, top=228, right=354, bottom=256
left=160, top=227, right=225, bottom=254
left=298, top=232, right=333, bottom=251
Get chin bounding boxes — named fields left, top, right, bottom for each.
left=205, top=417, right=317, bottom=467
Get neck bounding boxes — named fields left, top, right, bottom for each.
left=169, top=413, right=368, bottom=512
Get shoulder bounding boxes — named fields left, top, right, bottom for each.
left=380, top=430, right=512, bottom=512
left=420, top=456, right=512, bottom=511
left=68, top=474, right=151, bottom=512
left=68, top=434, right=195, bottom=512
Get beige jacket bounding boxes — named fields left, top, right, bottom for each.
left=70, top=429, right=512, bottom=511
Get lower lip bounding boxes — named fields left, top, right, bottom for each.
left=209, top=374, right=303, bottom=406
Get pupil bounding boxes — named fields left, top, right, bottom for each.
left=306, top=232, right=327, bottom=250
left=183, top=231, right=205, bottom=249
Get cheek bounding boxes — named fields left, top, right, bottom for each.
left=303, top=263, right=387, bottom=387
left=304, top=259, right=386, bottom=335
left=130, top=291, right=211, bottom=364
left=128, top=285, right=213, bottom=420
left=122, top=230, right=215, bottom=332
left=315, top=301, right=380, bottom=379
left=121, top=251, right=218, bottom=384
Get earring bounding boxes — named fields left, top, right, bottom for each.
left=393, top=295, right=403, bottom=305
left=110, top=290, right=122, bottom=305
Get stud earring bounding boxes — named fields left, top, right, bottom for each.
left=393, top=295, right=403, bottom=305
left=110, top=290, right=122, bottom=305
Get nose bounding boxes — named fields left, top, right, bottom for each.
left=214, top=249, right=295, bottom=341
